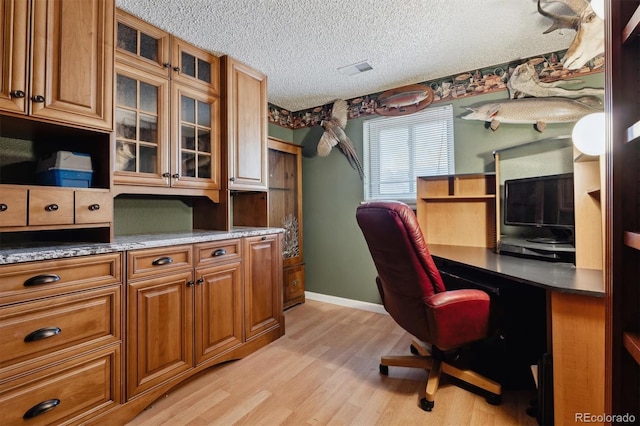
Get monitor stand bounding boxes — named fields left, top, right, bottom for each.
left=526, top=228, right=574, bottom=245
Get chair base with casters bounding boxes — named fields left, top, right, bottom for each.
left=380, top=338, right=502, bottom=411
left=379, top=339, right=502, bottom=411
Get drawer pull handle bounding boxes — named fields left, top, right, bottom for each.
left=212, top=248, right=226, bottom=257
left=24, top=327, right=61, bottom=342
left=23, top=399, right=60, bottom=419
left=261, top=236, right=267, bottom=241
left=0, top=203, right=7, bottom=211
left=88, top=203, right=100, bottom=211
left=24, top=274, right=60, bottom=287
left=152, top=256, right=173, bottom=266
left=45, top=203, right=59, bottom=212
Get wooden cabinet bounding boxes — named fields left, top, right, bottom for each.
left=606, top=1, right=640, bottom=419
left=113, top=9, right=221, bottom=199
left=268, top=138, right=305, bottom=308
left=243, top=234, right=283, bottom=340
left=126, top=235, right=283, bottom=400
left=0, top=0, right=114, bottom=131
left=194, top=239, right=243, bottom=365
left=222, top=55, right=268, bottom=191
left=416, top=174, right=496, bottom=248
left=0, top=253, right=122, bottom=424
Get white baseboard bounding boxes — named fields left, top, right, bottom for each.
left=305, top=291, right=388, bottom=315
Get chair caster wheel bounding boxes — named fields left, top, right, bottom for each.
left=420, top=398, right=434, bottom=411
left=379, top=364, right=389, bottom=375
left=486, top=393, right=502, bottom=405
left=410, top=344, right=419, bottom=355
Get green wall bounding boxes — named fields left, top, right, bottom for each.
left=295, top=74, right=604, bottom=304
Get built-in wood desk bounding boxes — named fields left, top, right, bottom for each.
left=428, top=244, right=605, bottom=426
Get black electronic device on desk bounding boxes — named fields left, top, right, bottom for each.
left=499, top=173, right=576, bottom=263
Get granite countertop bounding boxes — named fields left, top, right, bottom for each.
left=0, top=227, right=285, bottom=265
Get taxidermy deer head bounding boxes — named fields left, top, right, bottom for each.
left=538, top=0, right=604, bottom=70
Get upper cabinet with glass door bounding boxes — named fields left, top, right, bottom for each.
left=113, top=9, right=220, bottom=197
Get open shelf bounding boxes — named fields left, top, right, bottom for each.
left=420, top=194, right=495, bottom=201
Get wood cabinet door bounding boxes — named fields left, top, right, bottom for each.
left=223, top=56, right=268, bottom=191
left=30, top=0, right=114, bottom=130
left=243, top=234, right=282, bottom=340
left=195, top=261, right=243, bottom=365
left=127, top=270, right=194, bottom=398
left=0, top=0, right=29, bottom=115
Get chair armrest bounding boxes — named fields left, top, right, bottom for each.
left=424, top=289, right=491, bottom=351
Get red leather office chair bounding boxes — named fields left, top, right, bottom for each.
left=355, top=200, right=501, bottom=411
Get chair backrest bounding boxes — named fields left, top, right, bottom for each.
left=356, top=201, right=446, bottom=341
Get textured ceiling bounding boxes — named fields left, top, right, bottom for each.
left=115, top=0, right=576, bottom=112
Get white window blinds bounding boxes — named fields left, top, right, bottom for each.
left=363, top=104, right=454, bottom=204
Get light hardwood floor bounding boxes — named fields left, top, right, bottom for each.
left=126, top=300, right=538, bottom=426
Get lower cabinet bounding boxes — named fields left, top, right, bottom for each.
left=125, top=234, right=283, bottom=404
left=0, top=253, right=122, bottom=425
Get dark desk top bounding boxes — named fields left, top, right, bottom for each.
left=428, top=244, right=605, bottom=297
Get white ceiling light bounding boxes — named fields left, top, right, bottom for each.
left=337, top=60, right=373, bottom=76
left=572, top=112, right=605, bottom=155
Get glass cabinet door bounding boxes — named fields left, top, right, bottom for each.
left=171, top=83, right=220, bottom=190
left=268, top=146, right=301, bottom=264
left=114, top=66, right=169, bottom=187
left=115, top=10, right=170, bottom=77
left=172, top=39, right=220, bottom=94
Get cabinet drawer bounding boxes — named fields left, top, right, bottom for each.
left=0, top=187, right=27, bottom=227
left=284, top=264, right=305, bottom=300
left=75, top=191, right=113, bottom=224
left=127, top=245, right=193, bottom=280
left=0, top=253, right=122, bottom=306
left=0, top=285, right=120, bottom=377
left=195, top=239, right=242, bottom=267
left=0, top=344, right=120, bottom=426
left=28, top=189, right=74, bottom=226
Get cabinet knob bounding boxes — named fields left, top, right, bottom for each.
left=31, top=94, right=45, bottom=103
left=88, top=203, right=100, bottom=211
left=10, top=89, right=25, bottom=98
left=0, top=203, right=7, bottom=211
left=45, top=203, right=59, bottom=212
left=261, top=236, right=267, bottom=241
left=24, top=327, right=62, bottom=342
left=187, top=280, right=195, bottom=287
left=23, top=399, right=60, bottom=419
left=291, top=280, right=299, bottom=287
left=162, top=172, right=171, bottom=178
left=173, top=66, right=180, bottom=72
left=172, top=173, right=180, bottom=179
left=196, top=278, right=204, bottom=285
left=229, top=177, right=235, bottom=182
left=151, top=256, right=173, bottom=266
left=163, top=62, right=171, bottom=68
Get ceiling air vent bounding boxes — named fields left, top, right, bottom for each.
left=337, top=60, right=373, bottom=76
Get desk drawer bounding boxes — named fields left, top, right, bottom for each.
left=28, top=189, right=74, bottom=226
left=75, top=191, right=113, bottom=224
left=0, top=285, right=120, bottom=376
left=0, top=344, right=120, bottom=426
left=0, top=187, right=27, bottom=227
left=0, top=253, right=122, bottom=306
left=127, top=245, right=193, bottom=280
left=195, top=239, right=241, bottom=267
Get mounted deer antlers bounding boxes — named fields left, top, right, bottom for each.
left=538, top=0, right=604, bottom=70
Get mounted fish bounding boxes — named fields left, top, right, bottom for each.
left=317, top=99, right=364, bottom=179
left=507, top=62, right=604, bottom=99
left=537, top=0, right=604, bottom=70
left=462, top=96, right=603, bottom=132
left=375, top=84, right=434, bottom=117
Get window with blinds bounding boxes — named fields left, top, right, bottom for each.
left=363, top=104, right=454, bottom=205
